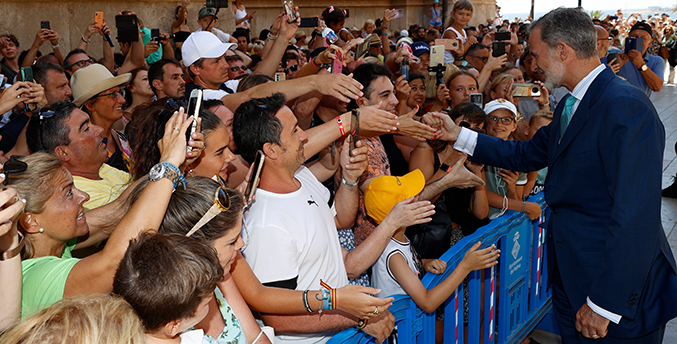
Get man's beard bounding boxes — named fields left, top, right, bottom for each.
left=543, top=56, right=565, bottom=90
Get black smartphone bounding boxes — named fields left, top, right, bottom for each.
left=299, top=17, right=319, bottom=28
left=186, top=89, right=203, bottom=152
left=607, top=52, right=619, bottom=65
left=206, top=0, right=229, bottom=8
left=492, top=42, right=506, bottom=57
left=494, top=31, right=510, bottom=41
left=624, top=37, right=643, bottom=54
left=115, top=14, right=139, bottom=42
left=41, top=21, right=51, bottom=30
left=469, top=93, right=483, bottom=108
left=20, top=67, right=37, bottom=111
left=244, top=150, right=265, bottom=206
left=350, top=109, right=360, bottom=156
left=150, top=28, right=160, bottom=43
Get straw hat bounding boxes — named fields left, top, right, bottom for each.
left=71, top=64, right=131, bottom=107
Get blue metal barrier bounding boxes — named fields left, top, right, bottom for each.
left=328, top=193, right=553, bottom=344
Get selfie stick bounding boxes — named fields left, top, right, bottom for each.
left=428, top=63, right=447, bottom=86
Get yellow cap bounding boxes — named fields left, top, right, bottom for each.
left=364, top=169, right=425, bottom=224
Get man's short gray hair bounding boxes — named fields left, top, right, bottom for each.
left=529, top=7, right=598, bottom=59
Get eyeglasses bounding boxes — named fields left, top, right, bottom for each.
left=92, top=89, right=125, bottom=101
left=598, top=37, right=613, bottom=42
left=69, top=58, right=95, bottom=69
left=3, top=158, right=28, bottom=186
left=488, top=116, right=515, bottom=124
left=284, top=64, right=299, bottom=73
left=467, top=55, right=489, bottom=62
left=230, top=65, right=248, bottom=72
left=186, top=182, right=232, bottom=237
left=37, top=106, right=56, bottom=152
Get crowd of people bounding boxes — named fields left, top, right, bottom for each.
left=0, top=1, right=676, bottom=344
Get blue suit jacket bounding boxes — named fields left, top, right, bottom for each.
left=472, top=66, right=677, bottom=337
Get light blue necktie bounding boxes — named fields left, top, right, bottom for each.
left=559, top=95, right=577, bottom=141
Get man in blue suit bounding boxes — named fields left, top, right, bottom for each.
left=426, top=7, right=677, bottom=343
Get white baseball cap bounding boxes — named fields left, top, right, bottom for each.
left=181, top=31, right=236, bottom=67
left=483, top=98, right=518, bottom=118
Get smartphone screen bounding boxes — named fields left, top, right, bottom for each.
left=244, top=150, right=265, bottom=205
left=607, top=52, right=618, bottom=65
left=41, top=21, right=51, bottom=30
left=20, top=67, right=33, bottom=82
left=350, top=110, right=360, bottom=156
left=186, top=89, right=203, bottom=152
left=299, top=17, right=319, bottom=28
left=429, top=45, right=445, bottom=73
left=151, top=29, right=160, bottom=42
left=494, top=31, right=511, bottom=41
left=469, top=93, right=483, bottom=108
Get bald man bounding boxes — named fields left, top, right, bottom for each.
left=596, top=25, right=620, bottom=73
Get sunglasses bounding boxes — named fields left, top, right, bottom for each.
left=92, top=89, right=125, bottom=101
left=3, top=158, right=28, bottom=186
left=598, top=37, right=613, bottom=42
left=488, top=116, right=515, bottom=124
left=37, top=106, right=56, bottom=152
left=230, top=65, right=248, bottom=72
left=284, top=64, right=299, bottom=73
left=186, top=181, right=232, bottom=237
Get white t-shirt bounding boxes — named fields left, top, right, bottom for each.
left=371, top=237, right=422, bottom=298
left=443, top=26, right=467, bottom=63
left=180, top=329, right=210, bottom=344
left=196, top=27, right=231, bottom=43
left=242, top=166, right=349, bottom=344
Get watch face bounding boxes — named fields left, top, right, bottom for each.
left=149, top=163, right=166, bottom=181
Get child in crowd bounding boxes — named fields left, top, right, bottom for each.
left=113, top=233, right=229, bottom=344
left=442, top=0, right=477, bottom=63
left=367, top=169, right=500, bottom=313
left=482, top=99, right=541, bottom=220
left=362, top=19, right=376, bottom=38
left=321, top=6, right=353, bottom=45
left=523, top=109, right=553, bottom=198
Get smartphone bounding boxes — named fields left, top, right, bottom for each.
left=469, top=93, right=483, bottom=108
left=350, top=109, right=360, bottom=156
left=95, top=12, right=104, bottom=28
left=41, top=21, right=51, bottom=30
left=513, top=83, right=541, bottom=97
left=434, top=39, right=460, bottom=51
left=282, top=0, right=297, bottom=23
left=20, top=67, right=36, bottom=111
left=330, top=49, right=344, bottom=74
left=393, top=9, right=404, bottom=19
left=492, top=41, right=506, bottom=57
left=205, top=0, right=229, bottom=8
left=429, top=45, right=445, bottom=73
left=0, top=75, right=6, bottom=91
left=274, top=72, right=286, bottom=81
left=400, top=56, right=409, bottom=81
left=151, top=28, right=160, bottom=43
left=115, top=14, right=139, bottom=42
left=624, top=37, right=643, bottom=54
left=299, top=17, right=319, bottom=28
left=607, top=52, right=619, bottom=65
left=355, top=39, right=371, bottom=60
left=494, top=31, right=511, bottom=41
left=186, top=89, right=203, bottom=152
left=244, top=150, right=265, bottom=206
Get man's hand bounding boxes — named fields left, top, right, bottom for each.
left=361, top=310, right=395, bottom=343
left=355, top=103, right=398, bottom=133
left=522, top=202, right=542, bottom=220
left=336, top=285, right=394, bottom=319
left=422, top=111, right=460, bottom=142
left=312, top=73, right=364, bottom=102
left=395, top=106, right=435, bottom=141
left=608, top=58, right=621, bottom=74
left=484, top=49, right=508, bottom=72
left=340, top=138, right=368, bottom=184
left=532, top=80, right=549, bottom=108
left=159, top=32, right=171, bottom=46
left=279, top=13, right=300, bottom=41
left=0, top=82, right=31, bottom=114
left=31, top=29, right=51, bottom=48
left=438, top=156, right=485, bottom=189
left=48, top=29, right=60, bottom=46
left=380, top=196, right=435, bottom=230
left=575, top=303, right=610, bottom=340
left=382, top=9, right=398, bottom=27
left=626, top=49, right=645, bottom=68
left=25, top=82, right=47, bottom=108
left=394, top=75, right=411, bottom=103
left=144, top=41, right=160, bottom=58
left=83, top=22, right=101, bottom=41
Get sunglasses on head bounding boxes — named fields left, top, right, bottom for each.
left=37, top=106, right=57, bottom=152
left=186, top=180, right=232, bottom=237
left=3, top=157, right=27, bottom=186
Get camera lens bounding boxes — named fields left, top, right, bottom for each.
left=532, top=87, right=539, bottom=93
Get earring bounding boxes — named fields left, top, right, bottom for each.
left=187, top=169, right=194, bottom=176
left=38, top=228, right=44, bottom=233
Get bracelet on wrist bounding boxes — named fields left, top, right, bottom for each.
left=342, top=177, right=358, bottom=187
left=311, top=57, right=322, bottom=68
left=267, top=32, right=278, bottom=40
left=302, top=290, right=313, bottom=312
left=0, top=232, right=24, bottom=261
left=336, top=116, right=345, bottom=136
left=51, top=42, right=60, bottom=49
left=81, top=35, right=91, bottom=44
left=521, top=201, right=526, bottom=212
left=356, top=318, right=368, bottom=329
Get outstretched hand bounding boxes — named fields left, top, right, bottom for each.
left=336, top=285, right=394, bottom=319
left=381, top=196, right=435, bottom=230
left=395, top=106, right=435, bottom=141
left=460, top=241, right=500, bottom=272
left=422, top=111, right=461, bottom=142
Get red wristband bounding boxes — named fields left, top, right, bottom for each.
left=311, top=57, right=321, bottom=68
left=336, top=116, right=345, bottom=136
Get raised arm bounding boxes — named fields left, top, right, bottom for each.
left=0, top=186, right=26, bottom=331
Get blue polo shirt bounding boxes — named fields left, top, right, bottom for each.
left=618, top=54, right=664, bottom=97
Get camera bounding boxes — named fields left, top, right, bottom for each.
left=205, top=0, right=228, bottom=9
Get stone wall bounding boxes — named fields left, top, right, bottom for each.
left=0, top=0, right=495, bottom=61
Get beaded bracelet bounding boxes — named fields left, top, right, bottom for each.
left=302, top=290, right=313, bottom=313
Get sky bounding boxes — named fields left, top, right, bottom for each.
left=498, top=0, right=675, bottom=16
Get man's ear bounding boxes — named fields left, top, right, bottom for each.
left=262, top=142, right=277, bottom=160
left=189, top=64, right=200, bottom=78
left=53, top=146, right=72, bottom=163
left=152, top=79, right=163, bottom=93
left=356, top=96, right=369, bottom=108
left=163, top=320, right=182, bottom=338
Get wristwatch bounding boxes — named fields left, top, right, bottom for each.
left=639, top=64, right=648, bottom=72
left=149, top=162, right=186, bottom=190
